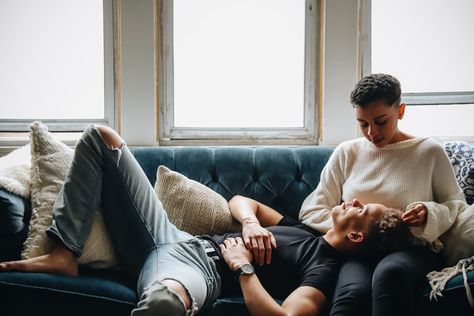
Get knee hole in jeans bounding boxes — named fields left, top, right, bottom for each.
left=140, top=283, right=188, bottom=316
left=95, top=125, right=124, bottom=149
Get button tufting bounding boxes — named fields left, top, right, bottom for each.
left=252, top=170, right=259, bottom=182
left=295, top=169, right=303, bottom=181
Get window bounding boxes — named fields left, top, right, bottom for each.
left=361, top=0, right=474, bottom=139
left=158, top=0, right=322, bottom=145
left=0, top=0, right=115, bottom=134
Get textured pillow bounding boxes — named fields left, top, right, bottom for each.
left=21, top=121, right=118, bottom=268
left=443, top=141, right=474, bottom=205
left=0, top=144, right=31, bottom=199
left=440, top=204, right=474, bottom=265
left=155, top=165, right=240, bottom=236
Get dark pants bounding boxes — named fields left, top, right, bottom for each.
left=330, top=246, right=444, bottom=316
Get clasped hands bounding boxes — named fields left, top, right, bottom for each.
left=220, top=221, right=277, bottom=269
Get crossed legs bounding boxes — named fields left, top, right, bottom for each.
left=0, top=125, right=198, bottom=315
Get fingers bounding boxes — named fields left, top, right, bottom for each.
left=248, top=233, right=275, bottom=265
left=264, top=237, right=272, bottom=265
left=229, top=231, right=277, bottom=266
left=244, top=236, right=251, bottom=249
left=402, top=204, right=427, bottom=226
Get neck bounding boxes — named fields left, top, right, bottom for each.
left=323, top=228, right=355, bottom=254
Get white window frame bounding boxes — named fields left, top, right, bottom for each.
left=157, top=0, right=323, bottom=145
left=0, top=0, right=117, bottom=134
left=359, top=0, right=474, bottom=106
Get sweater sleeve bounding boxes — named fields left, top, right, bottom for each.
left=408, top=143, right=468, bottom=243
left=299, top=145, right=345, bottom=233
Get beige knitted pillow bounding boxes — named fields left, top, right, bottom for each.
left=154, top=165, right=240, bottom=236
left=21, top=121, right=118, bottom=268
left=440, top=204, right=474, bottom=265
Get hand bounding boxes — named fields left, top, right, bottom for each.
left=242, top=222, right=277, bottom=266
left=220, top=237, right=254, bottom=271
left=402, top=203, right=427, bottom=226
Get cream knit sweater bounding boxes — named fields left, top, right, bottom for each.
left=299, top=137, right=468, bottom=244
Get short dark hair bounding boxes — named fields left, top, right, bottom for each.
left=364, top=208, right=411, bottom=255
left=350, top=73, right=402, bottom=108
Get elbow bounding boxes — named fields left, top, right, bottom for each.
left=229, top=195, right=246, bottom=208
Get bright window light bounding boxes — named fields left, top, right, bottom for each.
left=173, top=0, right=306, bottom=128
left=0, top=0, right=105, bottom=120
left=371, top=0, right=474, bottom=93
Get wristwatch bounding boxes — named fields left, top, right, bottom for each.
left=233, top=263, right=255, bottom=277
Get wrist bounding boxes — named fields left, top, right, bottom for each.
left=242, top=218, right=260, bottom=226
left=231, top=260, right=251, bottom=271
left=233, top=262, right=255, bottom=278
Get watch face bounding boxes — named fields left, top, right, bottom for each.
left=240, top=263, right=254, bottom=275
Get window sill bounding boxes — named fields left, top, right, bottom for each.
left=0, top=132, right=82, bottom=147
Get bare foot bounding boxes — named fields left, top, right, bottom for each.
left=0, top=246, right=78, bottom=277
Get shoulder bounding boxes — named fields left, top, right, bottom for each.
left=335, top=138, right=367, bottom=150
left=332, top=138, right=368, bottom=158
left=416, top=138, right=448, bottom=157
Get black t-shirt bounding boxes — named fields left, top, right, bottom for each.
left=207, top=216, right=341, bottom=300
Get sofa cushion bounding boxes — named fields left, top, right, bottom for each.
left=155, top=165, right=240, bottom=235
left=443, top=141, right=474, bottom=205
left=0, top=189, right=31, bottom=262
left=0, top=268, right=136, bottom=316
left=0, top=144, right=31, bottom=199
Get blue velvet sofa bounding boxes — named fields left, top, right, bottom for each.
left=1, top=146, right=473, bottom=315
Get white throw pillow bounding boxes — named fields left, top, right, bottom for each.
left=440, top=204, right=474, bottom=265
left=21, top=121, right=118, bottom=268
left=0, top=144, right=31, bottom=199
left=155, top=165, right=240, bottom=236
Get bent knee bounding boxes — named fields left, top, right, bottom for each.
left=95, top=125, right=124, bottom=149
left=332, top=284, right=371, bottom=315
left=373, top=259, right=410, bottom=286
left=134, top=284, right=188, bottom=316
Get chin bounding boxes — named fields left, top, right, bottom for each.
left=371, top=138, right=387, bottom=148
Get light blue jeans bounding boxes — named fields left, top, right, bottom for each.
left=46, top=126, right=221, bottom=316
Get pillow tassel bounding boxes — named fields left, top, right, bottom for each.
left=427, top=256, right=474, bottom=307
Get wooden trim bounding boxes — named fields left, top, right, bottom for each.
left=154, top=0, right=163, bottom=145
left=158, top=0, right=321, bottom=145
left=317, top=0, right=325, bottom=144
left=113, top=0, right=123, bottom=134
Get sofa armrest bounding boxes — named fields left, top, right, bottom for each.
left=0, top=189, right=31, bottom=261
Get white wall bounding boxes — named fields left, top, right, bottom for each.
left=120, top=0, right=156, bottom=145
left=321, top=0, right=359, bottom=145
left=119, top=0, right=360, bottom=146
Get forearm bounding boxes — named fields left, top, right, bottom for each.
left=239, top=274, right=286, bottom=316
left=229, top=195, right=260, bottom=225
left=229, top=195, right=283, bottom=227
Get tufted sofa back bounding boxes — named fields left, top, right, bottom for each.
left=130, top=146, right=334, bottom=219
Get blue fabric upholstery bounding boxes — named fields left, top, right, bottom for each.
left=0, top=267, right=136, bottom=316
left=0, top=189, right=31, bottom=262
left=0, top=146, right=473, bottom=315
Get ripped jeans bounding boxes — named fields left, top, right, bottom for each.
left=46, top=126, right=221, bottom=316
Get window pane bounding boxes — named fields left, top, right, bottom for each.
left=399, top=104, right=474, bottom=137
left=0, top=0, right=104, bottom=120
left=173, top=0, right=305, bottom=128
left=371, top=0, right=474, bottom=93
